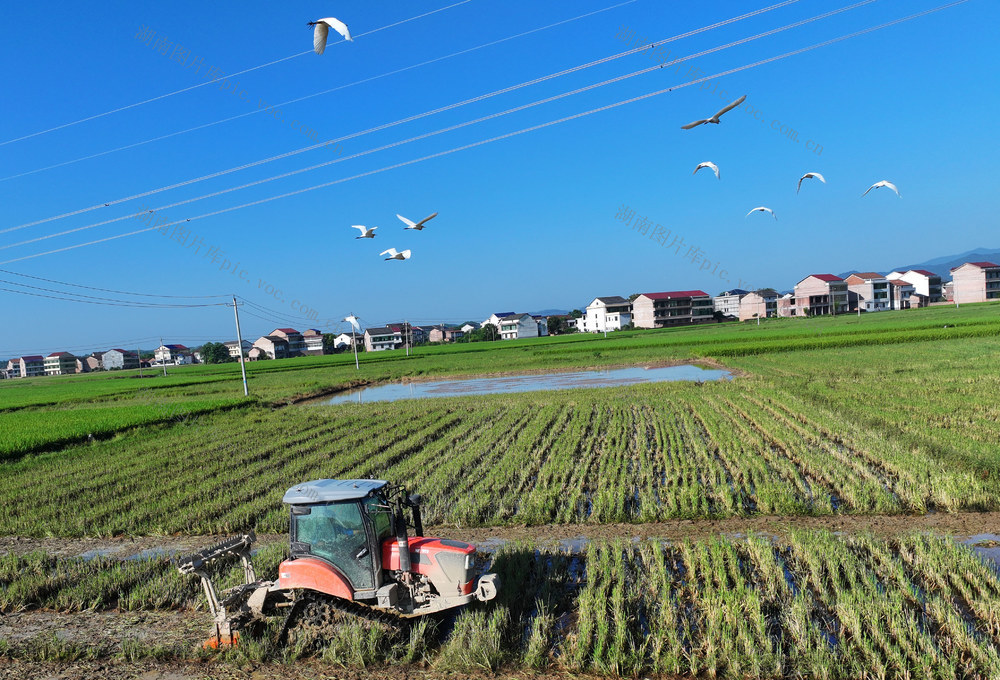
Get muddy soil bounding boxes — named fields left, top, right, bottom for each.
left=0, top=657, right=586, bottom=680
left=0, top=609, right=204, bottom=652
left=3, top=511, right=996, bottom=561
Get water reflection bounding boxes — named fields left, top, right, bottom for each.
left=322, top=364, right=731, bottom=405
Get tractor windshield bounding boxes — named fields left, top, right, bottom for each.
left=293, top=501, right=373, bottom=591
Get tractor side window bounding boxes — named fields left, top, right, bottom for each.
left=365, top=495, right=393, bottom=542
left=295, top=501, right=373, bottom=591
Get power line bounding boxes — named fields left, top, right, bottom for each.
left=3, top=0, right=787, bottom=234
left=0, top=1, right=475, bottom=149
left=0, top=0, right=636, bottom=185
left=0, top=285, right=227, bottom=308
left=0, top=0, right=970, bottom=266
left=4, top=0, right=856, bottom=250
left=0, top=267, right=229, bottom=298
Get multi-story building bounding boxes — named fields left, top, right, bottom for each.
left=792, top=274, right=848, bottom=315
left=776, top=293, right=797, bottom=317
left=887, top=279, right=917, bottom=310
left=499, top=313, right=541, bottom=340
left=428, top=326, right=466, bottom=343
left=302, top=329, right=326, bottom=355
left=223, top=340, right=252, bottom=358
left=845, top=272, right=890, bottom=312
left=84, top=352, right=105, bottom=371
left=103, top=349, right=139, bottom=370
left=364, top=327, right=400, bottom=352
left=580, top=296, right=632, bottom=333
left=481, top=312, right=516, bottom=329
left=631, top=290, right=713, bottom=328
left=531, top=316, right=550, bottom=337
left=950, top=261, right=1000, bottom=304
left=252, top=335, right=290, bottom=359
left=886, top=269, right=943, bottom=303
left=154, top=344, right=192, bottom=365
left=44, top=352, right=77, bottom=376
left=738, top=289, right=778, bottom=321
left=270, top=328, right=306, bottom=356
left=75, top=358, right=90, bottom=373
left=713, top=289, right=749, bottom=318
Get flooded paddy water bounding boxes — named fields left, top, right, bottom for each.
left=320, top=363, right=732, bottom=405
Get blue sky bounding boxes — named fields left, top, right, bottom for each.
left=1, top=0, right=996, bottom=356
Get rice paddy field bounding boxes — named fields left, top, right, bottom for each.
left=1, top=303, right=999, bottom=678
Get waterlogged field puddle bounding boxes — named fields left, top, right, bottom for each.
left=322, top=363, right=732, bottom=405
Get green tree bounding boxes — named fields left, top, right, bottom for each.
left=322, top=333, right=338, bottom=354
left=547, top=316, right=566, bottom=335
left=199, top=342, right=231, bottom=364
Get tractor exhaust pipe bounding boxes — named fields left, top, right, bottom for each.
left=394, top=505, right=411, bottom=575
left=408, top=493, right=423, bottom=537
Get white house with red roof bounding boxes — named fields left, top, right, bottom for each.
left=631, top=290, right=713, bottom=328
left=950, top=261, right=1000, bottom=304
left=886, top=269, right=943, bottom=302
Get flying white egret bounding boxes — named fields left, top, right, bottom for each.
left=308, top=17, right=352, bottom=55
left=351, top=225, right=377, bottom=239
left=681, top=95, right=746, bottom=130
left=862, top=180, right=901, bottom=198
left=397, top=212, right=439, bottom=230
left=746, top=206, right=776, bottom=220
left=693, top=161, right=720, bottom=179
left=380, top=248, right=412, bottom=261
left=797, top=172, right=826, bottom=194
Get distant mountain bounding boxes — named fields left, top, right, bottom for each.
left=890, top=248, right=1000, bottom=277
left=837, top=248, right=1000, bottom=280
left=531, top=308, right=570, bottom=316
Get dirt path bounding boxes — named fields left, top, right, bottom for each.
left=0, top=511, right=997, bottom=562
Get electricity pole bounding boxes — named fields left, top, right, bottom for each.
left=159, top=338, right=167, bottom=377
left=137, top=348, right=143, bottom=378
left=348, top=313, right=360, bottom=370
left=404, top=319, right=410, bottom=357
left=232, top=296, right=249, bottom=396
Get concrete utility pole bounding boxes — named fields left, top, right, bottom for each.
left=404, top=319, right=410, bottom=357
left=137, top=348, right=143, bottom=378
left=159, top=338, right=167, bottom=377
left=348, top=313, right=360, bottom=370
left=232, top=296, right=249, bottom=397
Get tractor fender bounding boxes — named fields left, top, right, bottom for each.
left=277, top=558, right=353, bottom=600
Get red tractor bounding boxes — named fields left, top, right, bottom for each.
left=177, top=479, right=499, bottom=647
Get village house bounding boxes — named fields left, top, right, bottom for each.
left=499, top=313, right=541, bottom=340
left=887, top=279, right=919, bottom=310
left=223, top=340, right=252, bottom=358
left=738, top=289, right=778, bottom=321
left=886, top=269, right=943, bottom=302
left=101, top=349, right=139, bottom=370
left=269, top=329, right=306, bottom=356
left=713, top=289, right=749, bottom=318
left=950, top=261, right=1000, bottom=304
left=84, top=352, right=105, bottom=371
left=580, top=297, right=632, bottom=333
left=44, top=352, right=77, bottom=376
left=428, top=326, right=465, bottom=343
left=845, top=273, right=890, bottom=312
left=364, top=327, right=400, bottom=352
left=154, top=344, right=192, bottom=365
left=251, top=335, right=289, bottom=360
left=302, top=329, right=327, bottom=355
left=792, top=274, right=848, bottom=316
left=631, top=291, right=713, bottom=328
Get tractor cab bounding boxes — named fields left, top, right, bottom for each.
left=281, top=479, right=396, bottom=598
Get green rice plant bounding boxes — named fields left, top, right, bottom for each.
left=433, top=606, right=509, bottom=671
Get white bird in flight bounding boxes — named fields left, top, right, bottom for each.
left=681, top=95, right=747, bottom=130
left=351, top=225, right=377, bottom=239
left=308, top=17, right=352, bottom=55
left=797, top=172, right=826, bottom=194
left=862, top=180, right=901, bottom=198
left=397, top=212, right=439, bottom=230
left=380, top=248, right=412, bottom=261
left=693, top=161, right=720, bottom=179
left=746, top=206, right=776, bottom=220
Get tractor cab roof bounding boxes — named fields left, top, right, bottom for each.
left=282, top=479, right=387, bottom=505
